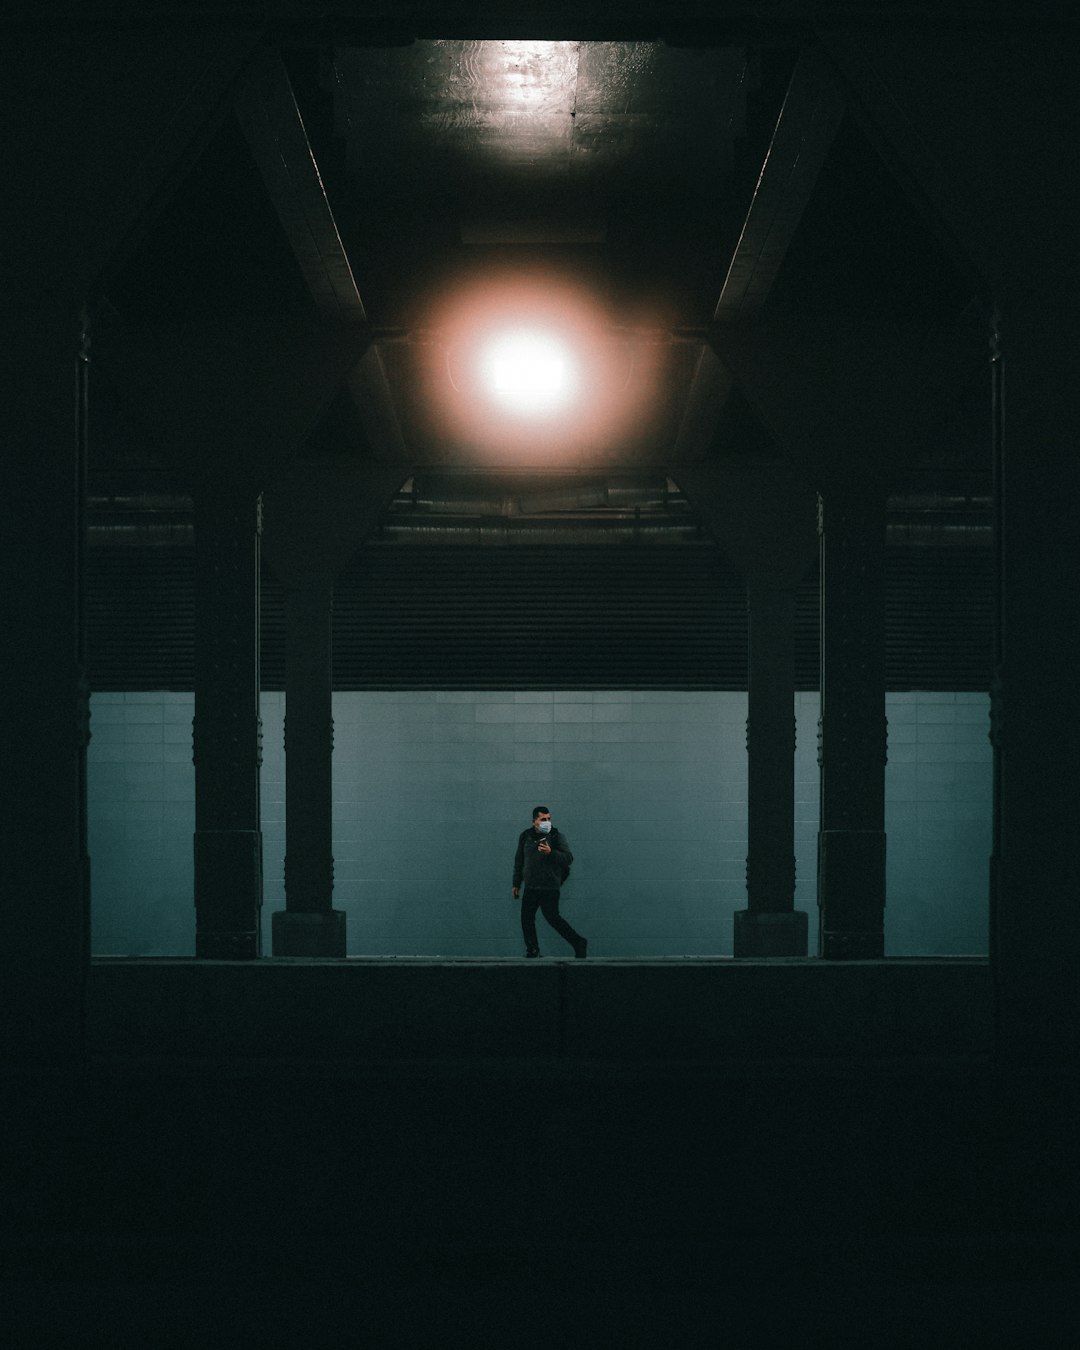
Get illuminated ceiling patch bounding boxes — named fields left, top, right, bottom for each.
left=477, top=328, right=581, bottom=417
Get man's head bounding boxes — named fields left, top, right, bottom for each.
left=532, top=806, right=552, bottom=833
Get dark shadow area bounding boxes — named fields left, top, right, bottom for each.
left=4, top=1049, right=1078, bottom=1347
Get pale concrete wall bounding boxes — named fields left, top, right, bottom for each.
left=87, top=690, right=992, bottom=957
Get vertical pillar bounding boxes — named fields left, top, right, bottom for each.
left=0, top=306, right=90, bottom=1059
left=677, top=462, right=816, bottom=959
left=988, top=314, right=1004, bottom=1020
left=261, top=461, right=406, bottom=960
left=817, top=482, right=887, bottom=959
left=272, top=577, right=345, bottom=956
left=734, top=580, right=808, bottom=956
left=192, top=484, right=263, bottom=959
left=991, top=306, right=1080, bottom=1058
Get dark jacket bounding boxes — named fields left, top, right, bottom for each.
left=513, top=826, right=573, bottom=892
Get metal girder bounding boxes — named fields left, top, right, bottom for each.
left=10, top=3, right=1077, bottom=39
left=235, top=50, right=366, bottom=322
left=671, top=47, right=842, bottom=462
left=235, top=49, right=410, bottom=464
left=710, top=311, right=984, bottom=488
left=715, top=46, right=844, bottom=321
left=262, top=460, right=406, bottom=583
left=670, top=343, right=734, bottom=462
left=345, top=346, right=410, bottom=465
left=677, top=459, right=818, bottom=584
left=815, top=29, right=1019, bottom=307
left=1, top=31, right=261, bottom=307
left=97, top=312, right=380, bottom=489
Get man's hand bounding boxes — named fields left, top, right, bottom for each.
left=512, top=886, right=520, bottom=899
left=538, top=839, right=552, bottom=854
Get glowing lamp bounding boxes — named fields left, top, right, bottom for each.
left=476, top=328, right=580, bottom=417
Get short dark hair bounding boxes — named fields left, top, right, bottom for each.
left=532, top=805, right=550, bottom=820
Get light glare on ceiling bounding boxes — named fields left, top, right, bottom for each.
left=478, top=329, right=580, bottom=416
left=425, top=268, right=663, bottom=465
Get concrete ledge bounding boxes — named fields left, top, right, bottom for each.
left=88, top=958, right=992, bottom=1061
left=563, top=960, right=991, bottom=1059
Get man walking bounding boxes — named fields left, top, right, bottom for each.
left=512, top=805, right=587, bottom=959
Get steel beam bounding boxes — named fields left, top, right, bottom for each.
left=671, top=344, right=734, bottom=463
left=235, top=49, right=366, bottom=323
left=235, top=49, right=409, bottom=465
left=715, top=47, right=844, bottom=322
left=0, top=31, right=260, bottom=305
left=345, top=346, right=410, bottom=465
left=672, top=47, right=842, bottom=463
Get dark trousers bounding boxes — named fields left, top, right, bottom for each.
left=520, top=887, right=583, bottom=954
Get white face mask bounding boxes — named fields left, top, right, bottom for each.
left=536, top=820, right=552, bottom=834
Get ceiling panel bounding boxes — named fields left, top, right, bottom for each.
left=326, top=39, right=748, bottom=203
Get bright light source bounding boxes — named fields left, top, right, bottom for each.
left=477, top=328, right=580, bottom=417
left=428, top=271, right=657, bottom=464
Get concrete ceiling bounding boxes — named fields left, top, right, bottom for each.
left=94, top=28, right=987, bottom=496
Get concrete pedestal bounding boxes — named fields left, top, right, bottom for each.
left=733, top=909, right=808, bottom=958
left=194, top=830, right=264, bottom=959
left=818, top=828, right=887, bottom=959
left=272, top=910, right=347, bottom=958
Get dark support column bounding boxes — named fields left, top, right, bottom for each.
left=261, top=460, right=405, bottom=959
left=990, top=306, right=1080, bottom=1058
left=817, top=483, right=887, bottom=959
left=678, top=461, right=816, bottom=958
left=0, top=308, right=90, bottom=1060
left=273, top=578, right=345, bottom=956
left=988, top=313, right=1004, bottom=1021
left=818, top=24, right=1080, bottom=1054
left=735, top=581, right=807, bottom=956
left=192, top=485, right=263, bottom=959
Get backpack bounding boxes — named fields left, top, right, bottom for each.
left=554, top=830, right=572, bottom=884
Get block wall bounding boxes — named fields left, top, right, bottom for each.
left=87, top=690, right=992, bottom=957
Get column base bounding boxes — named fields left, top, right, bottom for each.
left=196, top=930, right=261, bottom=959
left=194, top=829, right=263, bottom=959
left=818, top=829, right=885, bottom=959
left=272, top=909, right=346, bottom=958
left=821, top=930, right=884, bottom=960
left=733, top=909, right=809, bottom=958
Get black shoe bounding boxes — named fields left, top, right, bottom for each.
left=525, top=948, right=541, bottom=958
left=573, top=939, right=588, bottom=959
